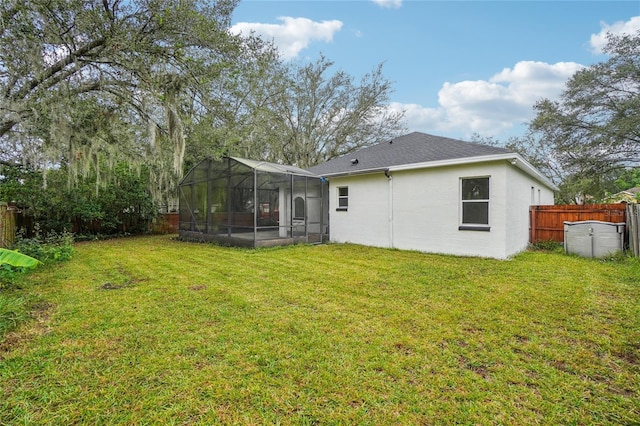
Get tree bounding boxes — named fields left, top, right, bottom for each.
left=0, top=161, right=156, bottom=235
left=530, top=30, right=640, bottom=202
left=0, top=0, right=286, bottom=212
left=2, top=0, right=233, bottom=137
left=233, top=56, right=405, bottom=169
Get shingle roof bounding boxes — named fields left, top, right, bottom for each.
left=307, top=132, right=513, bottom=176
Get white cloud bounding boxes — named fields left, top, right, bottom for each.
left=590, top=16, right=640, bottom=54
left=229, top=17, right=343, bottom=60
left=391, top=61, right=584, bottom=138
left=371, top=0, right=402, bottom=9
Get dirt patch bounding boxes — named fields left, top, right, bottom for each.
left=393, top=342, right=413, bottom=355
left=99, top=279, right=143, bottom=290
left=459, top=355, right=493, bottom=379
left=100, top=282, right=124, bottom=290
left=613, top=344, right=640, bottom=365
left=0, top=301, right=54, bottom=359
left=189, top=285, right=207, bottom=291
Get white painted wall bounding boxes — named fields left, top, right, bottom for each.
left=327, top=160, right=556, bottom=259
left=504, top=164, right=555, bottom=256
left=328, top=174, right=391, bottom=247
left=391, top=162, right=510, bottom=258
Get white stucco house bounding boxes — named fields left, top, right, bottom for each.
left=308, top=132, right=557, bottom=259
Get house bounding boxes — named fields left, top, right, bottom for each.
left=178, top=157, right=328, bottom=247
left=307, top=132, right=557, bottom=259
left=604, top=187, right=640, bottom=204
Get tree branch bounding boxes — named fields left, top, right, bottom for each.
left=10, top=37, right=108, bottom=102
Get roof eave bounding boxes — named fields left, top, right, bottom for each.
left=319, top=153, right=559, bottom=191
left=313, top=166, right=391, bottom=178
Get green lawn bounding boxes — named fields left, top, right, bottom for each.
left=1, top=235, right=639, bottom=424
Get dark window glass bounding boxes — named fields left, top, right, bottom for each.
left=337, top=187, right=348, bottom=209
left=462, top=178, right=489, bottom=200
left=461, top=178, right=489, bottom=225
left=462, top=202, right=489, bottom=225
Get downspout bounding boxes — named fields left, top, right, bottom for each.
left=385, top=169, right=393, bottom=248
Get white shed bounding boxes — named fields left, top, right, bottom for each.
left=308, top=132, right=557, bottom=259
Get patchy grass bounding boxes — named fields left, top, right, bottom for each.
left=1, top=235, right=639, bottom=424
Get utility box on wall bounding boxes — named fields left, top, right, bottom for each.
left=564, top=220, right=625, bottom=258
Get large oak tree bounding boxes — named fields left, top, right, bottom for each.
left=530, top=31, right=640, bottom=202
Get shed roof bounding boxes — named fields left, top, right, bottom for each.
left=307, top=132, right=512, bottom=176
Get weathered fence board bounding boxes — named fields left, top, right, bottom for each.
left=0, top=202, right=17, bottom=248
left=530, top=204, right=627, bottom=243
left=627, top=204, right=639, bottom=257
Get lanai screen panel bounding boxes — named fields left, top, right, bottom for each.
left=255, top=170, right=290, bottom=242
left=179, top=157, right=327, bottom=247
left=178, top=158, right=210, bottom=233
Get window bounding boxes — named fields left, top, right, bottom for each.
left=337, top=186, right=348, bottom=211
left=460, top=177, right=490, bottom=231
left=294, top=196, right=305, bottom=220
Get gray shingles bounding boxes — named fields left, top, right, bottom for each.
left=307, top=132, right=513, bottom=176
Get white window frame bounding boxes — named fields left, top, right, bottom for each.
left=337, top=186, right=348, bottom=211
left=459, top=176, right=490, bottom=231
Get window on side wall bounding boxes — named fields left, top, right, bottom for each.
left=337, top=186, right=348, bottom=211
left=459, top=177, right=490, bottom=231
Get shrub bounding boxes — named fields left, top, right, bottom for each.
left=0, top=264, right=26, bottom=289
left=13, top=224, right=75, bottom=264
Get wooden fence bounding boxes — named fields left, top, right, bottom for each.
left=529, top=204, right=627, bottom=243
left=0, top=202, right=17, bottom=248
left=627, top=204, right=640, bottom=257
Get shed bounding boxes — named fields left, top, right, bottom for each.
left=179, top=157, right=328, bottom=247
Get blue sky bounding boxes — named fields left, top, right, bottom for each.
left=230, top=1, right=640, bottom=141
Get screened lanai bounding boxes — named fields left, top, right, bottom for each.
left=179, top=157, right=328, bottom=247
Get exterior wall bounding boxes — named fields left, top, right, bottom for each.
left=504, top=165, right=555, bottom=255
left=391, top=162, right=510, bottom=258
left=327, top=160, right=556, bottom=259
left=329, top=174, right=391, bottom=247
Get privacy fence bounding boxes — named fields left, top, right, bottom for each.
left=529, top=203, right=640, bottom=258
left=529, top=204, right=627, bottom=244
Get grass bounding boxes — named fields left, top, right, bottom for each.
left=1, top=235, right=639, bottom=424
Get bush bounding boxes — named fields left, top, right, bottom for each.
left=0, top=264, right=27, bottom=289
left=13, top=225, right=75, bottom=264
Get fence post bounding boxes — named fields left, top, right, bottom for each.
left=0, top=202, right=16, bottom=248
left=628, top=203, right=639, bottom=257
